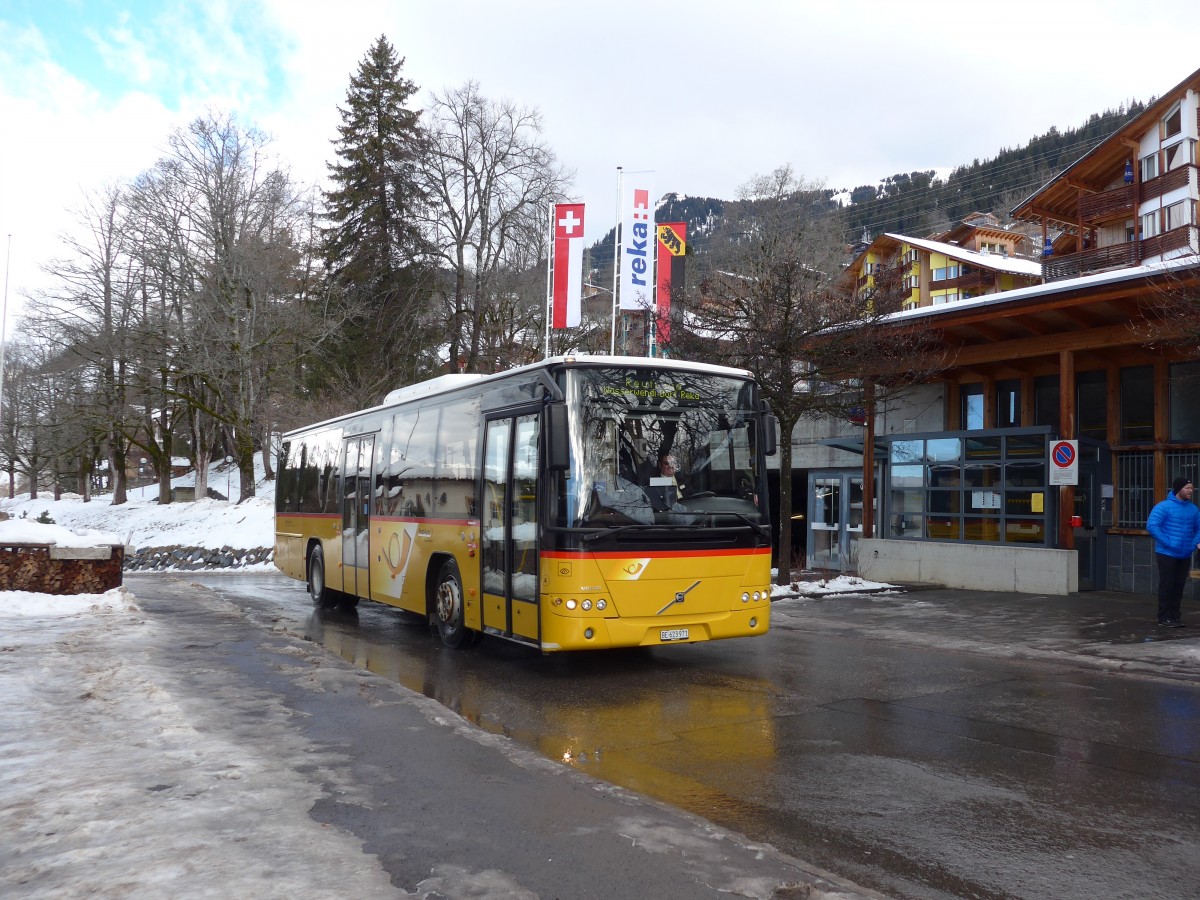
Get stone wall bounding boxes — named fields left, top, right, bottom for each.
left=0, top=544, right=125, bottom=594
left=124, top=545, right=274, bottom=572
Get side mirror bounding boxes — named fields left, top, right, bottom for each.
left=547, top=403, right=569, bottom=471
left=760, top=400, right=778, bottom=456
left=764, top=416, right=779, bottom=456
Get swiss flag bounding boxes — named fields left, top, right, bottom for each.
left=552, top=203, right=585, bottom=329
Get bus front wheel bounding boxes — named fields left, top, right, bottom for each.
left=432, top=558, right=472, bottom=649
left=309, top=545, right=336, bottom=607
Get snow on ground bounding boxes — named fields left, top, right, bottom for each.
left=773, top=574, right=896, bottom=598
left=0, top=583, right=403, bottom=897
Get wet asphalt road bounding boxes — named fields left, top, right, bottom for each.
left=165, top=573, right=1200, bottom=900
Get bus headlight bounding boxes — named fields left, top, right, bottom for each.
left=566, top=599, right=577, bottom=610
left=741, top=592, right=750, bottom=603
left=596, top=599, right=607, bottom=610
left=581, top=599, right=592, bottom=610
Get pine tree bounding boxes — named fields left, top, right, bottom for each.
left=321, top=35, right=435, bottom=397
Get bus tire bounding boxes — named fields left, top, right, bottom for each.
left=432, top=558, right=471, bottom=649
left=308, top=545, right=336, bottom=607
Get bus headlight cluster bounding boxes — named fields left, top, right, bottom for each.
left=556, top=598, right=609, bottom=612
left=740, top=589, right=769, bottom=603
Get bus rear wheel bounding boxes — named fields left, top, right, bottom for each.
left=432, top=558, right=472, bottom=649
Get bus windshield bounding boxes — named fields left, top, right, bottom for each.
left=564, top=367, right=766, bottom=529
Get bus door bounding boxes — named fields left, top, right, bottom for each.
left=341, top=435, right=375, bottom=598
left=481, top=412, right=540, bottom=641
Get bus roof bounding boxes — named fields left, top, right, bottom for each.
left=282, top=355, right=756, bottom=438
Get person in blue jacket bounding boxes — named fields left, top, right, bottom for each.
left=1146, top=476, right=1200, bottom=627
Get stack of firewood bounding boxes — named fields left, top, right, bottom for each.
left=0, top=545, right=124, bottom=594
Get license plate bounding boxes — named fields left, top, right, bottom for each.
left=660, top=628, right=689, bottom=642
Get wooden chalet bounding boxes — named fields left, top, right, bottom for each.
left=807, top=66, right=1200, bottom=596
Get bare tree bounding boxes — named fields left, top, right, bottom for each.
left=22, top=184, right=142, bottom=504
left=419, top=82, right=572, bottom=373
left=159, top=112, right=332, bottom=501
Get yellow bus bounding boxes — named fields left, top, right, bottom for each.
left=274, top=355, right=777, bottom=652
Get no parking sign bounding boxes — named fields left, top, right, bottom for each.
left=1049, top=439, right=1078, bottom=486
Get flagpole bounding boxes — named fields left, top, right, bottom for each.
left=544, top=202, right=553, bottom=359
left=0, top=235, right=10, bottom=461
left=610, top=167, right=621, bottom=356
left=652, top=225, right=662, bottom=360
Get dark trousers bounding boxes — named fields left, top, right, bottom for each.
left=1156, top=554, right=1192, bottom=622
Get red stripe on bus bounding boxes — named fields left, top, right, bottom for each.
left=540, top=548, right=770, bottom=560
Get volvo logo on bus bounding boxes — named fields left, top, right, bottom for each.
left=658, top=580, right=701, bottom=615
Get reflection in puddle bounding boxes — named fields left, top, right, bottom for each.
left=304, top=604, right=778, bottom=835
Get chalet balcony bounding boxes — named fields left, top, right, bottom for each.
left=1140, top=224, right=1199, bottom=259
left=1077, top=183, right=1135, bottom=222
left=1042, top=225, right=1198, bottom=282
left=951, top=269, right=996, bottom=292
left=1042, top=241, right=1137, bottom=282
left=1139, top=165, right=1193, bottom=203
left=1074, top=165, right=1195, bottom=223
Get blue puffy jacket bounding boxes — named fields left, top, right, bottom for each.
left=1146, top=493, right=1200, bottom=559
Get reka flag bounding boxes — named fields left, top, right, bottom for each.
left=655, top=222, right=686, bottom=344
left=551, top=203, right=585, bottom=328
left=619, top=177, right=655, bottom=311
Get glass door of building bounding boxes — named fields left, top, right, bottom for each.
left=808, top=472, right=868, bottom=572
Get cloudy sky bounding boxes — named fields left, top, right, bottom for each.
left=1, top=0, right=1197, bottom=327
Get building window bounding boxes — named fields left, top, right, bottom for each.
left=1162, top=101, right=1182, bottom=140
left=1170, top=362, right=1200, bottom=442
left=1141, top=152, right=1159, bottom=182
left=1034, top=375, right=1060, bottom=428
left=1121, top=366, right=1155, bottom=442
left=932, top=291, right=959, bottom=305
left=1141, top=209, right=1160, bottom=239
left=996, top=380, right=1021, bottom=429
left=886, top=432, right=1050, bottom=545
left=1116, top=450, right=1154, bottom=529
left=932, top=265, right=960, bottom=281
left=1164, top=139, right=1194, bottom=173
left=1164, top=199, right=1196, bottom=231
left=962, top=384, right=984, bottom=430
left=1077, top=371, right=1107, bottom=441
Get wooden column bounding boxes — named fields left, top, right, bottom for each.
left=1020, top=372, right=1035, bottom=427
left=945, top=379, right=961, bottom=430
left=1059, top=349, right=1076, bottom=549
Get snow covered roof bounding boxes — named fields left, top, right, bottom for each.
left=884, top=233, right=1044, bottom=277
left=881, top=256, right=1200, bottom=324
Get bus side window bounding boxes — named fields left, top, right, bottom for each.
left=297, top=441, right=318, bottom=512
left=403, top=408, right=438, bottom=518
left=318, top=430, right=342, bottom=514
left=276, top=441, right=294, bottom=513
left=436, top=397, right=480, bottom=519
